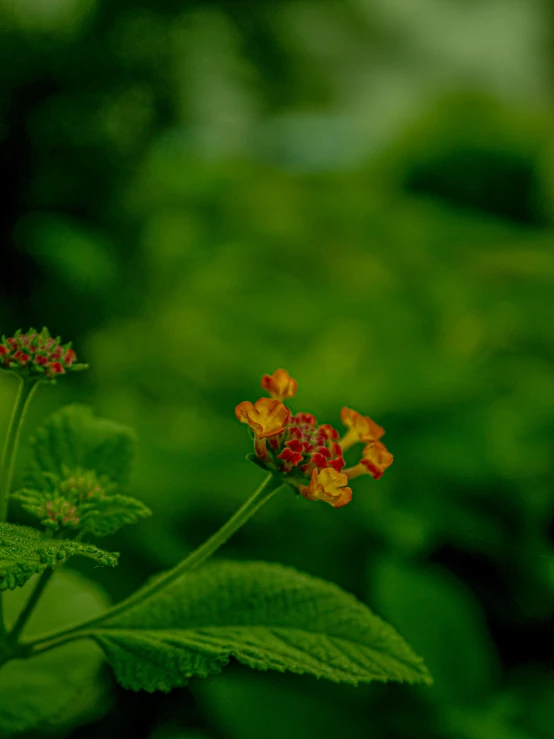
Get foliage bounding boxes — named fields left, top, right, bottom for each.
left=0, top=570, right=111, bottom=738
left=0, top=522, right=117, bottom=591
left=26, top=404, right=137, bottom=488
left=1, top=0, right=554, bottom=737
left=90, top=560, right=431, bottom=692
left=0, top=376, right=429, bottom=736
left=13, top=404, right=151, bottom=536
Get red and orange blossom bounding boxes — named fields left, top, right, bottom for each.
left=235, top=370, right=393, bottom=508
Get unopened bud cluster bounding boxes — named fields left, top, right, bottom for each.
left=13, top=468, right=113, bottom=532
left=0, top=328, right=87, bottom=381
left=13, top=466, right=151, bottom=537
left=41, top=498, right=81, bottom=529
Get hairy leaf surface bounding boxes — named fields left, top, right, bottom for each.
left=78, top=493, right=152, bottom=537
left=90, top=561, right=432, bottom=691
left=26, top=403, right=136, bottom=487
left=0, top=523, right=118, bottom=591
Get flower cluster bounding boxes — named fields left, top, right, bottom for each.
left=14, top=469, right=114, bottom=532
left=40, top=498, right=81, bottom=530
left=235, top=369, right=393, bottom=508
left=0, top=328, right=87, bottom=381
left=13, top=467, right=151, bottom=536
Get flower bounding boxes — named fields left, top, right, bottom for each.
left=261, top=369, right=298, bottom=401
left=344, top=441, right=394, bottom=481
left=0, top=328, right=87, bottom=381
left=236, top=369, right=393, bottom=508
left=300, top=468, right=352, bottom=508
left=235, top=398, right=291, bottom=438
left=339, top=406, right=385, bottom=451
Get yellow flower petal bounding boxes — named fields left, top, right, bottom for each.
left=235, top=397, right=290, bottom=438
left=360, top=441, right=394, bottom=479
left=300, top=467, right=352, bottom=508
left=261, top=368, right=298, bottom=401
left=339, top=406, right=385, bottom=451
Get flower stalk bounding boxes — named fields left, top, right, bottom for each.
left=17, top=473, right=285, bottom=658
left=5, top=568, right=55, bottom=647
left=0, top=379, right=38, bottom=524
left=0, top=378, right=39, bottom=638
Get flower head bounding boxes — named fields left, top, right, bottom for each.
left=236, top=370, right=393, bottom=508
left=261, top=369, right=298, bottom=401
left=0, top=328, right=87, bottom=382
left=300, top=468, right=352, bottom=508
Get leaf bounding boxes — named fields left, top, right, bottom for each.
left=0, top=570, right=112, bottom=738
left=372, top=559, right=499, bottom=704
left=88, top=561, right=432, bottom=692
left=18, top=405, right=148, bottom=537
left=195, top=666, right=368, bottom=739
left=79, top=493, right=152, bottom=537
left=26, top=404, right=136, bottom=488
left=0, top=522, right=118, bottom=591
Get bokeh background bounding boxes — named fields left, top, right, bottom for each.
left=2, top=0, right=554, bottom=737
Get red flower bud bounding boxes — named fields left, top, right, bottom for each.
left=48, top=362, right=65, bottom=375
left=278, top=447, right=303, bottom=466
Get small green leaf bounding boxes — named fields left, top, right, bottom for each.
left=19, top=405, right=149, bottom=537
left=372, top=559, right=499, bottom=704
left=0, top=522, right=118, bottom=591
left=26, top=404, right=136, bottom=487
left=78, top=493, right=152, bottom=537
left=88, top=561, right=431, bottom=692
left=0, top=570, right=112, bottom=738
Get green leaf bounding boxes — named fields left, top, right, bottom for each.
left=0, top=522, right=118, bottom=591
left=372, top=559, right=499, bottom=704
left=78, top=493, right=152, bottom=537
left=88, top=561, right=431, bottom=692
left=195, top=666, right=369, bottom=739
left=26, top=403, right=136, bottom=487
left=0, top=570, right=112, bottom=738
left=18, top=405, right=148, bottom=537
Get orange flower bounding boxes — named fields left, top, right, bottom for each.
left=261, top=369, right=298, bottom=401
left=339, top=406, right=385, bottom=451
left=235, top=398, right=291, bottom=438
left=344, top=441, right=394, bottom=481
left=237, top=372, right=392, bottom=507
left=300, top=467, right=352, bottom=508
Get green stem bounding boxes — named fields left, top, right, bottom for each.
left=0, top=379, right=38, bottom=523
left=0, top=378, right=39, bottom=640
left=5, top=568, right=55, bottom=647
left=20, top=473, right=285, bottom=657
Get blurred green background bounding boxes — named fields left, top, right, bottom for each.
left=1, top=0, right=554, bottom=737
